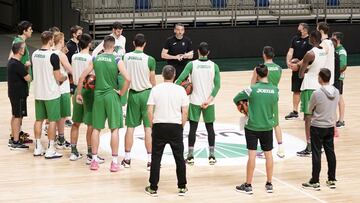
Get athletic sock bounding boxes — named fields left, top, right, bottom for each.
left=92, top=154, right=98, bottom=161
left=188, top=147, right=194, bottom=158
left=36, top=139, right=42, bottom=149
left=112, top=155, right=118, bottom=164
left=209, top=146, right=215, bottom=157
left=48, top=140, right=55, bottom=150
left=71, top=144, right=78, bottom=154
left=125, top=152, right=131, bottom=160
left=147, top=153, right=152, bottom=162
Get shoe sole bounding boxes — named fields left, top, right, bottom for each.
left=69, top=156, right=83, bottom=161
left=266, top=189, right=273, bottom=193
left=10, top=147, right=29, bottom=151
left=235, top=189, right=253, bottom=195
left=296, top=154, right=311, bottom=157
left=33, top=153, right=45, bottom=157
left=178, top=193, right=186, bottom=196
left=90, top=167, right=99, bottom=171
left=45, top=156, right=63, bottom=159
left=145, top=191, right=158, bottom=197
left=209, top=162, right=216, bottom=165
left=302, top=186, right=321, bottom=191
left=285, top=117, right=299, bottom=120
left=336, top=126, right=344, bottom=129
left=277, top=154, right=285, bottom=158
left=110, top=169, right=120, bottom=172
left=327, top=185, right=336, bottom=189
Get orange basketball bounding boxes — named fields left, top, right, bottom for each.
left=84, top=74, right=96, bottom=90
left=237, top=100, right=248, bottom=116
left=180, top=80, right=193, bottom=95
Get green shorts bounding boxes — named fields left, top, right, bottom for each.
left=72, top=88, right=94, bottom=125
left=35, top=97, right=61, bottom=122
left=60, top=93, right=71, bottom=118
left=118, top=74, right=128, bottom=106
left=301, top=90, right=315, bottom=115
left=92, top=91, right=123, bottom=129
left=189, top=103, right=215, bottom=123
left=125, top=89, right=151, bottom=128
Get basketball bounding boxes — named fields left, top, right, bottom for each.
left=237, top=100, right=248, bottom=116
left=84, top=74, right=96, bottom=90
left=180, top=80, right=193, bottom=95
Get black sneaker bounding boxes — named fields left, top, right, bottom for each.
left=235, top=183, right=253, bottom=194
left=55, top=137, right=71, bottom=150
left=302, top=181, right=320, bottom=191
left=265, top=182, right=273, bottom=193
left=336, top=121, right=345, bottom=128
left=186, top=156, right=194, bottom=165
left=10, top=142, right=29, bottom=150
left=208, top=156, right=217, bottom=165
left=8, top=138, right=14, bottom=147
left=147, top=162, right=151, bottom=171
left=145, top=186, right=158, bottom=197
left=297, top=148, right=311, bottom=157
left=285, top=111, right=299, bottom=120
left=178, top=187, right=188, bottom=196
left=65, top=119, right=73, bottom=127
left=121, top=159, right=131, bottom=168
left=326, top=180, right=336, bottom=189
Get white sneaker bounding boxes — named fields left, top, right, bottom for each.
left=277, top=145, right=285, bottom=158
left=86, top=154, right=105, bottom=165
left=45, top=149, right=63, bottom=159
left=33, top=144, right=45, bottom=156
left=69, top=153, right=83, bottom=161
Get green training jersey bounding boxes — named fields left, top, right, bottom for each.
left=265, top=62, right=282, bottom=87
left=93, top=53, right=120, bottom=95
left=233, top=81, right=278, bottom=131
left=335, top=45, right=347, bottom=81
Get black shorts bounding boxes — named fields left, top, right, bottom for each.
left=9, top=97, right=27, bottom=118
left=291, top=71, right=304, bottom=92
left=333, top=80, right=343, bottom=95
left=245, top=128, right=273, bottom=151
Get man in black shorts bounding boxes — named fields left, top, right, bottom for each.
left=233, top=64, right=279, bottom=194
left=7, top=42, right=32, bottom=150
left=161, top=23, right=193, bottom=80
left=285, top=23, right=313, bottom=120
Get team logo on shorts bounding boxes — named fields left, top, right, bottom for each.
left=100, top=123, right=305, bottom=166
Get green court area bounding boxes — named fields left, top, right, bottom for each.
left=1, top=54, right=359, bottom=81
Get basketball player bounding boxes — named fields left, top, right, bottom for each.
left=53, top=32, right=73, bottom=149
left=161, top=23, right=193, bottom=80
left=145, top=65, right=189, bottom=197
left=32, top=31, right=67, bottom=159
left=251, top=46, right=284, bottom=158
left=76, top=36, right=130, bottom=172
left=92, top=21, right=128, bottom=110
left=332, top=32, right=347, bottom=128
left=317, top=22, right=335, bottom=85
left=69, top=33, right=105, bottom=163
left=176, top=42, right=221, bottom=165
left=302, top=68, right=339, bottom=190
left=234, top=64, right=278, bottom=194
left=8, top=42, right=32, bottom=150
left=8, top=21, right=33, bottom=146
left=289, top=31, right=327, bottom=157
left=121, top=33, right=156, bottom=170
left=285, top=23, right=312, bottom=120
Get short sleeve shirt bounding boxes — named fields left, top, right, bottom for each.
left=7, top=58, right=29, bottom=98
left=163, top=35, right=192, bottom=68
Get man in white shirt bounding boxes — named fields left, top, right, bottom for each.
left=145, top=65, right=189, bottom=197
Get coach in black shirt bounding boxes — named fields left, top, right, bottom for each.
left=161, top=23, right=193, bottom=80
left=7, top=42, right=32, bottom=150
left=285, top=23, right=313, bottom=120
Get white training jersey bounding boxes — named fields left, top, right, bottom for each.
left=92, top=33, right=126, bottom=58
left=32, top=49, right=61, bottom=100
left=123, top=51, right=154, bottom=92
left=54, top=50, right=70, bottom=94
left=321, top=39, right=335, bottom=85
left=71, top=53, right=92, bottom=85
left=190, top=59, right=216, bottom=105
left=301, top=47, right=327, bottom=91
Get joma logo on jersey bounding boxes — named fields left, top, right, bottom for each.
left=34, top=54, right=45, bottom=58
left=96, top=57, right=112, bottom=62
left=73, top=57, right=87, bottom=62
left=267, top=66, right=280, bottom=71
left=197, top=65, right=211, bottom=69
left=256, top=89, right=275, bottom=94
left=128, top=56, right=143, bottom=61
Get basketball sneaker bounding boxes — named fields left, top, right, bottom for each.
left=33, top=144, right=46, bottom=156
left=55, top=136, right=71, bottom=150
left=235, top=183, right=253, bottom=194
left=336, top=121, right=345, bottom=128
left=302, top=181, right=320, bottom=191
left=147, top=162, right=151, bottom=171
left=326, top=180, right=336, bottom=189
left=265, top=182, right=273, bottom=193
left=44, top=150, right=63, bottom=159
left=277, top=146, right=285, bottom=158
left=90, top=160, right=99, bottom=170
left=65, top=119, right=73, bottom=127
left=208, top=156, right=217, bottom=165
left=10, top=141, right=29, bottom=150
left=186, top=156, right=194, bottom=165
left=297, top=148, right=311, bottom=157
left=285, top=111, right=299, bottom=120
left=110, top=161, right=120, bottom=172
left=86, top=154, right=105, bottom=165
left=178, top=187, right=188, bottom=196
left=121, top=159, right=131, bottom=168
left=145, top=186, right=158, bottom=197
left=69, top=153, right=83, bottom=161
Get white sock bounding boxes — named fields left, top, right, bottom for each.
left=48, top=140, right=55, bottom=150
left=92, top=154, right=98, bottom=161
left=36, top=139, right=42, bottom=149
left=112, top=155, right=118, bottom=164
left=125, top=152, right=131, bottom=160
left=147, top=153, right=152, bottom=162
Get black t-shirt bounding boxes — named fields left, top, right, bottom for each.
left=66, top=39, right=80, bottom=64
left=163, top=35, right=192, bottom=69
left=334, top=52, right=340, bottom=83
left=7, top=58, right=29, bottom=98
left=290, top=35, right=313, bottom=61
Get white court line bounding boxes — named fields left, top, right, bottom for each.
left=255, top=169, right=327, bottom=203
